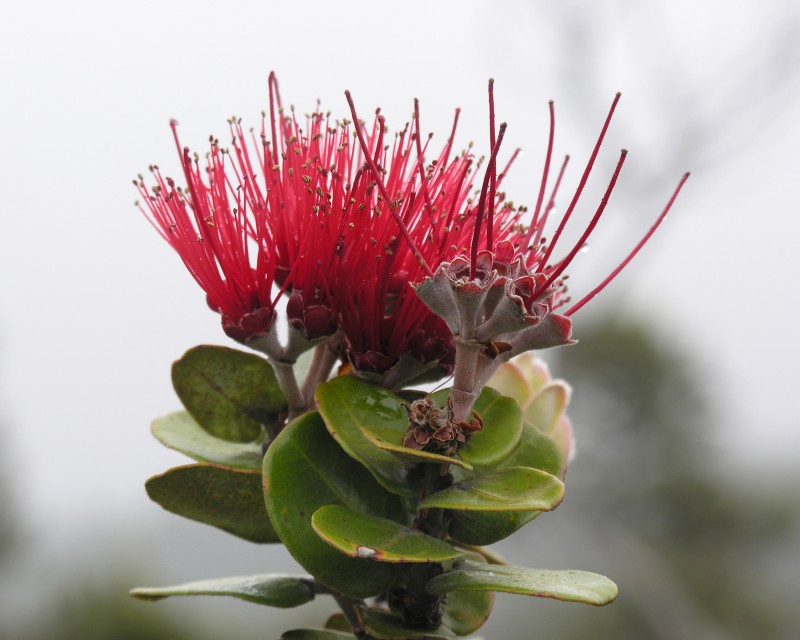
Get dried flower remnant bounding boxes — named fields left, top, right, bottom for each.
left=402, top=396, right=483, bottom=456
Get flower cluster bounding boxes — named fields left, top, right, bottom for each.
left=136, top=75, right=688, bottom=403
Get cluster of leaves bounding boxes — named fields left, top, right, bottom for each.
left=132, top=345, right=616, bottom=639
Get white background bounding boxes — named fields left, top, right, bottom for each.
left=0, top=0, right=798, bottom=634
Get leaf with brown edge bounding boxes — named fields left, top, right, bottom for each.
left=427, top=559, right=618, bottom=606
left=419, top=467, right=564, bottom=512
left=311, top=505, right=463, bottom=563
left=360, top=426, right=473, bottom=470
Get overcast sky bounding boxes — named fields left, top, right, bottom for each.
left=0, top=0, right=798, bottom=574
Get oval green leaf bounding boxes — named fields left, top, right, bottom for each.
left=152, top=411, right=263, bottom=470
left=311, top=505, right=463, bottom=564
left=434, top=464, right=564, bottom=546
left=498, top=420, right=565, bottom=479
left=130, top=574, right=314, bottom=608
left=360, top=426, right=473, bottom=471
left=263, top=412, right=402, bottom=598
left=315, top=377, right=418, bottom=496
left=145, top=464, right=277, bottom=543
left=429, top=387, right=522, bottom=468
left=441, top=580, right=493, bottom=636
left=439, top=552, right=493, bottom=636
left=172, top=345, right=285, bottom=442
left=447, top=509, right=540, bottom=546
left=419, top=467, right=564, bottom=512
left=427, top=559, right=618, bottom=606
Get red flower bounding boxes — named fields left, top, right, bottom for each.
left=331, top=95, right=530, bottom=386
left=137, top=75, right=687, bottom=394
left=135, top=121, right=278, bottom=345
left=347, top=81, right=688, bottom=417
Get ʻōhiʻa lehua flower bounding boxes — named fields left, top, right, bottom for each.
left=346, top=81, right=688, bottom=420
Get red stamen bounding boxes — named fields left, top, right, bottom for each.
left=345, top=90, right=433, bottom=277
left=531, top=154, right=569, bottom=251
left=565, top=171, right=690, bottom=315
left=524, top=100, right=556, bottom=248
left=267, top=72, right=280, bottom=166
left=470, top=122, right=508, bottom=280
left=539, top=93, right=621, bottom=269
left=531, top=148, right=628, bottom=301
left=412, top=98, right=435, bottom=221
left=496, top=147, right=521, bottom=189
left=487, top=79, right=497, bottom=248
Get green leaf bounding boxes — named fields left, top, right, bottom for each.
left=152, top=411, right=263, bottom=470
left=431, top=466, right=565, bottom=545
left=311, top=505, right=463, bottom=563
left=439, top=553, right=493, bottom=636
left=315, top=377, right=418, bottom=496
left=172, top=345, right=285, bottom=442
left=429, top=387, right=522, bottom=468
left=130, top=574, right=315, bottom=608
left=263, top=412, right=402, bottom=598
left=498, top=420, right=565, bottom=479
left=419, top=467, right=564, bottom=512
left=281, top=630, right=355, bottom=640
left=446, top=510, right=539, bottom=546
left=361, top=609, right=455, bottom=639
left=145, top=464, right=278, bottom=543
left=323, top=614, right=352, bottom=631
left=360, top=426, right=473, bottom=470
left=427, top=559, right=618, bottom=606
left=441, top=584, right=493, bottom=636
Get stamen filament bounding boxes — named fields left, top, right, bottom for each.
left=345, top=90, right=433, bottom=277
left=565, top=171, right=690, bottom=315
left=539, top=93, right=621, bottom=269
left=487, top=79, right=497, bottom=248
left=524, top=100, right=556, bottom=248
left=469, top=122, right=508, bottom=279
left=531, top=148, right=628, bottom=301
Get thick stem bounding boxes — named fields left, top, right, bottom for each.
left=269, top=359, right=305, bottom=420
left=390, top=463, right=450, bottom=629
left=332, top=593, right=375, bottom=640
left=450, top=338, right=481, bottom=421
left=300, top=332, right=342, bottom=404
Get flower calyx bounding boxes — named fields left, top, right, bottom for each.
left=414, top=240, right=573, bottom=349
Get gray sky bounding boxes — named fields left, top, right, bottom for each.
left=0, top=0, right=798, bottom=562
